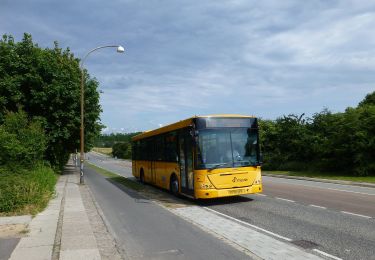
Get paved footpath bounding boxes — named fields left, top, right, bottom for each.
left=8, top=162, right=120, bottom=260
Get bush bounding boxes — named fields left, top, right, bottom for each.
left=0, top=164, right=57, bottom=215
left=0, top=110, right=46, bottom=167
left=112, top=142, right=132, bottom=159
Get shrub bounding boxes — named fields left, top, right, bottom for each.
left=112, top=141, right=132, bottom=159
left=0, top=164, right=57, bottom=215
left=0, top=110, right=46, bottom=167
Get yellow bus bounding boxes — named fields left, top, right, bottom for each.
left=131, top=115, right=263, bottom=199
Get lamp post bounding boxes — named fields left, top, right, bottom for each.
left=80, top=45, right=125, bottom=184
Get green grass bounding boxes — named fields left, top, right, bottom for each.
left=0, top=164, right=57, bottom=216
left=263, top=170, right=375, bottom=183
left=92, top=147, right=113, bottom=156
left=87, top=163, right=143, bottom=191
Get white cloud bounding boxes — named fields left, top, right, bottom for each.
left=2, top=0, right=374, bottom=131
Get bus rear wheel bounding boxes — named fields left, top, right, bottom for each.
left=170, top=175, right=179, bottom=195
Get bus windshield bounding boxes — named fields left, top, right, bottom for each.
left=196, top=128, right=259, bottom=169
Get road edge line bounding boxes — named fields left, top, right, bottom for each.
left=313, top=249, right=342, bottom=260
left=203, top=207, right=293, bottom=242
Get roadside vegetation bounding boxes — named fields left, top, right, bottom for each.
left=94, top=132, right=139, bottom=159
left=0, top=111, right=57, bottom=215
left=87, top=163, right=143, bottom=191
left=0, top=33, right=101, bottom=215
left=0, top=164, right=57, bottom=216
left=260, top=91, right=375, bottom=178
left=92, top=147, right=112, bottom=155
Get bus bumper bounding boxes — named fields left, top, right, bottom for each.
left=195, top=184, right=263, bottom=199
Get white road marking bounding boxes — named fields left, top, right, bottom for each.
left=266, top=178, right=375, bottom=196
left=203, top=207, right=292, bottom=242
left=313, top=249, right=343, bottom=260
left=340, top=211, right=372, bottom=219
left=275, top=197, right=295, bottom=203
left=314, top=187, right=375, bottom=196
left=256, top=193, right=267, bottom=196
left=309, top=204, right=327, bottom=209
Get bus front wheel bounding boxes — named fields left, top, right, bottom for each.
left=170, top=175, right=179, bottom=195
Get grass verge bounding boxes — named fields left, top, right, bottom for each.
left=92, top=147, right=113, bottom=156
left=263, top=170, right=375, bottom=183
left=87, top=163, right=143, bottom=191
left=86, top=162, right=192, bottom=209
left=0, top=164, right=57, bottom=216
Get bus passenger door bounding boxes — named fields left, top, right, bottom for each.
left=179, top=130, right=194, bottom=196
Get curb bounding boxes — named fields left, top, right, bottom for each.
left=0, top=215, right=32, bottom=226
left=262, top=173, right=375, bottom=188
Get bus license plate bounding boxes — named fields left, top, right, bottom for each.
left=228, top=189, right=245, bottom=195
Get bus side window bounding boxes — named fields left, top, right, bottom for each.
left=165, top=132, right=178, bottom=162
left=155, top=136, right=165, bottom=161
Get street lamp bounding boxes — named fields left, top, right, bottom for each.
left=80, top=45, right=125, bottom=184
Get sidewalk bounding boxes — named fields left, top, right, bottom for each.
left=8, top=162, right=121, bottom=260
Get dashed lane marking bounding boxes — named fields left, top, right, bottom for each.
left=309, top=204, right=327, bottom=209
left=340, top=211, right=372, bottom=219
left=313, top=249, right=343, bottom=260
left=275, top=197, right=295, bottom=203
left=256, top=193, right=267, bottom=196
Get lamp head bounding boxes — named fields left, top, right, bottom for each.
left=117, top=45, right=125, bottom=53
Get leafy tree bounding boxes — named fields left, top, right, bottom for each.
left=260, top=91, right=375, bottom=176
left=0, top=33, right=102, bottom=169
left=358, top=92, right=375, bottom=107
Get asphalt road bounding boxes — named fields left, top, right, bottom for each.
left=0, top=238, right=20, bottom=260
left=85, top=157, right=250, bottom=259
left=87, top=152, right=375, bottom=260
left=262, top=176, right=375, bottom=217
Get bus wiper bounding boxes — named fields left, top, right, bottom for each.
left=234, top=161, right=258, bottom=167
left=208, top=163, right=228, bottom=171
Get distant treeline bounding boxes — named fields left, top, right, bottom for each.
left=94, top=132, right=140, bottom=148
left=94, top=132, right=140, bottom=159
left=259, top=91, right=374, bottom=176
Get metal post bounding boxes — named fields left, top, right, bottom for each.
left=79, top=45, right=124, bottom=185
left=80, top=68, right=85, bottom=184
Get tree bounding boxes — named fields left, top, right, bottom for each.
left=358, top=91, right=375, bottom=107
left=112, top=142, right=132, bottom=159
left=94, top=132, right=140, bottom=148
left=0, top=33, right=102, bottom=169
left=259, top=91, right=375, bottom=176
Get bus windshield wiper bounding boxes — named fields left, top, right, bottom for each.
left=208, top=162, right=229, bottom=171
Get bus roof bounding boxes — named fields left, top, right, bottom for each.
left=131, top=114, right=256, bottom=141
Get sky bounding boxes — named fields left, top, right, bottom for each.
left=1, top=0, right=375, bottom=133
